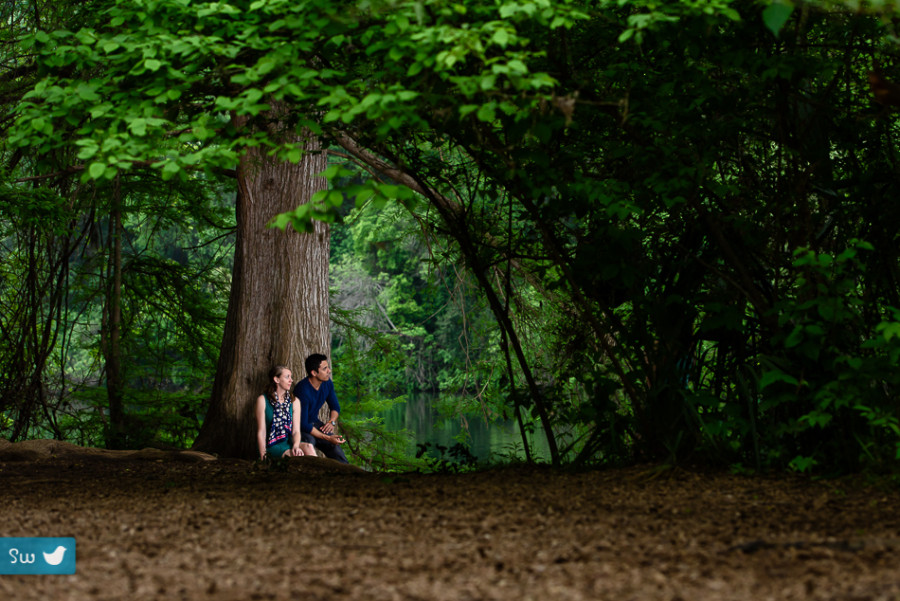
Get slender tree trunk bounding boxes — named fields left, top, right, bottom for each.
left=102, top=186, right=125, bottom=448
left=193, top=131, right=329, bottom=458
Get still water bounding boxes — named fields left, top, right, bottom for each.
left=372, top=394, right=550, bottom=464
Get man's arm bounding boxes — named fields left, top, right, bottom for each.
left=309, top=425, right=343, bottom=443
left=321, top=381, right=340, bottom=434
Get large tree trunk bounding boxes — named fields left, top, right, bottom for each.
left=193, top=132, right=329, bottom=458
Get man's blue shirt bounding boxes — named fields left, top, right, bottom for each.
left=293, top=378, right=340, bottom=434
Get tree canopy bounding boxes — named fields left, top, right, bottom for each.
left=5, top=0, right=900, bottom=471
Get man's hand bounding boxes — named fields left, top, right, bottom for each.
left=321, top=421, right=334, bottom=435
left=329, top=434, right=346, bottom=445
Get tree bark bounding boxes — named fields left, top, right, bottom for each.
left=193, top=131, right=329, bottom=458
left=102, top=185, right=125, bottom=449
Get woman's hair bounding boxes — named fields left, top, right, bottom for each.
left=266, top=364, right=290, bottom=399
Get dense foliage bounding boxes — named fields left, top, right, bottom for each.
left=4, top=0, right=900, bottom=472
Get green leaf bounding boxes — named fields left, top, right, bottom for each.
left=459, top=104, right=479, bottom=118
left=476, top=103, right=496, bottom=122
left=76, top=143, right=99, bottom=160
left=88, top=162, right=106, bottom=180
left=804, top=324, right=825, bottom=337
left=75, top=83, right=100, bottom=102
left=354, top=188, right=374, bottom=207
left=309, top=190, right=328, bottom=204
left=129, top=118, right=147, bottom=136
left=268, top=212, right=292, bottom=230
left=160, top=161, right=181, bottom=180
left=89, top=103, right=111, bottom=118
left=507, top=59, right=527, bottom=74
left=817, top=302, right=835, bottom=321
left=784, top=325, right=803, bottom=348
left=287, top=204, right=312, bottom=232
left=800, top=410, right=832, bottom=428
left=877, top=321, right=900, bottom=341
left=290, top=217, right=314, bottom=233
left=788, top=455, right=818, bottom=472
left=327, top=190, right=344, bottom=207
left=215, top=96, right=240, bottom=110
left=762, top=2, right=793, bottom=37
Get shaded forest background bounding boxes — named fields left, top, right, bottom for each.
left=3, top=0, right=900, bottom=474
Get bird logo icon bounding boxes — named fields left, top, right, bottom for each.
left=42, top=546, right=67, bottom=566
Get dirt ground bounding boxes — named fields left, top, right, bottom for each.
left=1, top=439, right=899, bottom=601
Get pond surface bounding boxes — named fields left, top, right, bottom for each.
left=374, top=393, right=551, bottom=464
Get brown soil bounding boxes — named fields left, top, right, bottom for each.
left=1, top=439, right=899, bottom=600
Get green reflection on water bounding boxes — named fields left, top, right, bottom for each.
left=376, top=393, right=551, bottom=463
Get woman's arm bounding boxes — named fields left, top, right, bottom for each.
left=291, top=398, right=302, bottom=455
left=255, top=395, right=267, bottom=460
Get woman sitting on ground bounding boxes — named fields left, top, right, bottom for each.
left=256, top=365, right=316, bottom=460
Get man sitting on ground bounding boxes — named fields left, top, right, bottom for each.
left=293, top=353, right=349, bottom=464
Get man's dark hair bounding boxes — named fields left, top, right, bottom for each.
left=305, top=353, right=328, bottom=377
